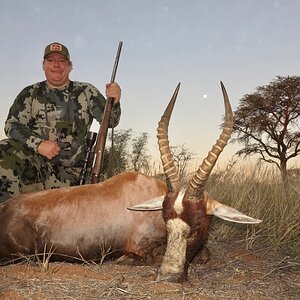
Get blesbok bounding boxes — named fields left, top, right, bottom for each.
left=0, top=82, right=261, bottom=283
left=129, top=82, right=261, bottom=282
left=0, top=172, right=168, bottom=263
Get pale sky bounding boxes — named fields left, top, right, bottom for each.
left=1, top=0, right=299, bottom=169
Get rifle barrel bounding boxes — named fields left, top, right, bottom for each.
left=110, top=41, right=123, bottom=83
left=90, top=41, right=123, bottom=184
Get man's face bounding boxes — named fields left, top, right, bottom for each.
left=43, top=53, right=72, bottom=87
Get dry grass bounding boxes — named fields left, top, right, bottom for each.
left=1, top=238, right=299, bottom=300
left=207, top=162, right=300, bottom=257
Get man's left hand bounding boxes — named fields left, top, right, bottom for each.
left=106, top=82, right=121, bottom=104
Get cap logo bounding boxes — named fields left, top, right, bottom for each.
left=44, top=42, right=70, bottom=60
left=50, top=44, right=63, bottom=52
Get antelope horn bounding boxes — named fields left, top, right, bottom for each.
left=186, top=82, right=233, bottom=200
left=157, top=83, right=181, bottom=192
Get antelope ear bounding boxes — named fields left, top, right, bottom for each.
left=127, top=195, right=165, bottom=211
left=206, top=199, right=262, bottom=224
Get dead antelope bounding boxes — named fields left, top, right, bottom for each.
left=129, top=82, right=261, bottom=282
left=0, top=82, right=260, bottom=284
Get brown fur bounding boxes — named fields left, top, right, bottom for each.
left=0, top=172, right=168, bottom=263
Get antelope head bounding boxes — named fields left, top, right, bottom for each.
left=129, top=82, right=261, bottom=282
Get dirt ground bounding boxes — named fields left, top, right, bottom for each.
left=0, top=239, right=299, bottom=300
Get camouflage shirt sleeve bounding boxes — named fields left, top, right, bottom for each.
left=4, top=84, right=44, bottom=152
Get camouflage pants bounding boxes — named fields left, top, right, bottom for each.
left=0, top=139, right=81, bottom=203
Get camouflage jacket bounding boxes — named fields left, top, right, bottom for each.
left=4, top=81, right=121, bottom=167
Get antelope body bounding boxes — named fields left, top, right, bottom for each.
left=0, top=172, right=168, bottom=262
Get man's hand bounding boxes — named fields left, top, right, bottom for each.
left=37, top=140, right=60, bottom=160
left=106, top=82, right=121, bottom=104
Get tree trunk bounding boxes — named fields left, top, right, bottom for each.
left=280, top=159, right=288, bottom=187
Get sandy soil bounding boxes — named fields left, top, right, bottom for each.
left=0, top=239, right=299, bottom=300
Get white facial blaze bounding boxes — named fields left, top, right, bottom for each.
left=173, top=190, right=185, bottom=214
left=156, top=218, right=190, bottom=281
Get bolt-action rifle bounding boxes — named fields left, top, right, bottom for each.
left=89, top=41, right=123, bottom=184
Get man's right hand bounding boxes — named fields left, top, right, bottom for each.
left=37, top=140, right=60, bottom=160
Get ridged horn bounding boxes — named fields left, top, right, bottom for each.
left=157, top=83, right=181, bottom=192
left=186, top=82, right=233, bottom=200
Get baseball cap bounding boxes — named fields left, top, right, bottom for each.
left=43, top=42, right=70, bottom=60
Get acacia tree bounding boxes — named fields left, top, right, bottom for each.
left=103, top=129, right=133, bottom=178
left=131, top=132, right=150, bottom=174
left=102, top=129, right=151, bottom=178
left=232, top=76, right=300, bottom=182
left=170, top=144, right=194, bottom=183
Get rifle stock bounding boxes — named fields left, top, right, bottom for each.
left=90, top=41, right=123, bottom=184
